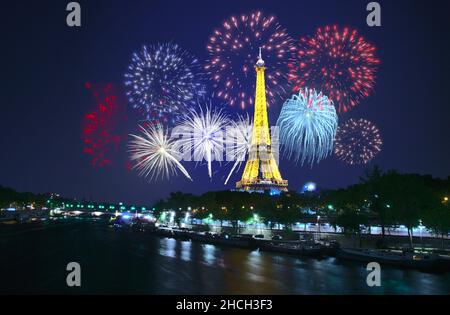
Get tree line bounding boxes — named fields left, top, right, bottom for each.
left=153, top=167, right=450, bottom=247
left=0, top=186, right=48, bottom=209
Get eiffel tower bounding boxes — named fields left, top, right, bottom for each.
left=236, top=48, right=288, bottom=192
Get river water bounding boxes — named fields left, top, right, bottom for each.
left=0, top=219, right=449, bottom=295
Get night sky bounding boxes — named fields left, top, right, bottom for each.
left=2, top=0, right=449, bottom=205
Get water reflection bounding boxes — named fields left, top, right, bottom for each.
left=1, top=222, right=449, bottom=295
left=181, top=240, right=191, bottom=262
left=202, top=244, right=217, bottom=266
left=159, top=238, right=176, bottom=258
left=142, top=235, right=450, bottom=294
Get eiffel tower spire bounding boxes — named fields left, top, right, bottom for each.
left=236, top=49, right=288, bottom=192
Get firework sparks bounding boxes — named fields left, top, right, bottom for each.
left=224, top=114, right=253, bottom=185
left=205, top=11, right=295, bottom=109
left=128, top=124, right=192, bottom=181
left=277, top=88, right=338, bottom=167
left=174, top=105, right=229, bottom=178
left=288, top=25, right=380, bottom=113
left=334, top=118, right=382, bottom=165
left=82, top=83, right=125, bottom=167
left=124, top=43, right=206, bottom=124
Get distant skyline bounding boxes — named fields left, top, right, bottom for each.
left=2, top=0, right=449, bottom=204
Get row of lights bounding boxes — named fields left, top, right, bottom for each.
left=59, top=203, right=151, bottom=212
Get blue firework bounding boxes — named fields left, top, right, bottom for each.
left=277, top=88, right=338, bottom=167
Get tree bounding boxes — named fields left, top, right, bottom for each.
left=360, top=166, right=392, bottom=241
left=335, top=207, right=369, bottom=243
left=228, top=206, right=247, bottom=234
left=380, top=172, right=434, bottom=248
left=329, top=185, right=368, bottom=247
left=423, top=193, right=450, bottom=249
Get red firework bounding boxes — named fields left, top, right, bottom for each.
left=82, top=83, right=125, bottom=167
left=288, top=25, right=380, bottom=113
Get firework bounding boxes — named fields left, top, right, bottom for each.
left=277, top=88, right=338, bottom=167
left=224, top=114, right=253, bottom=185
left=128, top=124, right=192, bottom=181
left=82, top=83, right=125, bottom=167
left=124, top=43, right=206, bottom=123
left=205, top=11, right=295, bottom=109
left=288, top=25, right=380, bottom=113
left=174, top=105, right=229, bottom=178
left=334, top=118, right=382, bottom=165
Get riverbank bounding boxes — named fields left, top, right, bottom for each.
left=187, top=223, right=450, bottom=252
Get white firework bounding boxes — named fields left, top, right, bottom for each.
left=129, top=124, right=192, bottom=181
left=334, top=118, right=382, bottom=165
left=174, top=105, right=229, bottom=178
left=224, top=114, right=253, bottom=185
left=124, top=43, right=206, bottom=122
left=277, top=88, right=338, bottom=167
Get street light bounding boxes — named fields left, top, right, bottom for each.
left=317, top=215, right=321, bottom=238
left=253, top=214, right=259, bottom=232
left=170, top=211, right=175, bottom=225
left=418, top=219, right=424, bottom=252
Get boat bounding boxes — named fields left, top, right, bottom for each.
left=336, top=248, right=443, bottom=271
left=171, top=228, right=191, bottom=241
left=316, top=239, right=341, bottom=257
left=189, top=232, right=256, bottom=249
left=153, top=227, right=177, bottom=238
left=258, top=241, right=325, bottom=258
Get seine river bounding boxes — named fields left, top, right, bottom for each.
left=1, top=219, right=449, bottom=295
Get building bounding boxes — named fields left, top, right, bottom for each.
left=236, top=48, right=288, bottom=193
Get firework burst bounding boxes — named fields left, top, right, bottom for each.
left=124, top=43, right=206, bottom=124
left=288, top=25, right=380, bottom=113
left=82, top=83, right=125, bottom=167
left=277, top=88, right=338, bottom=167
left=334, top=118, right=382, bottom=165
left=174, top=105, right=229, bottom=178
left=205, top=11, right=295, bottom=109
left=128, top=124, right=192, bottom=181
left=224, top=114, right=253, bottom=185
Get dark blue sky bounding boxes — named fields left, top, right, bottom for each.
left=2, top=0, right=449, bottom=204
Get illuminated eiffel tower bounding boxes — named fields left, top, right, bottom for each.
left=236, top=48, right=288, bottom=193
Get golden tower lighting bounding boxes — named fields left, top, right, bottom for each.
left=236, top=48, right=288, bottom=192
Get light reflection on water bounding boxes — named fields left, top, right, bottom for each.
left=159, top=238, right=177, bottom=259
left=202, top=244, right=217, bottom=266
left=181, top=240, right=191, bottom=262
left=158, top=239, right=223, bottom=267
